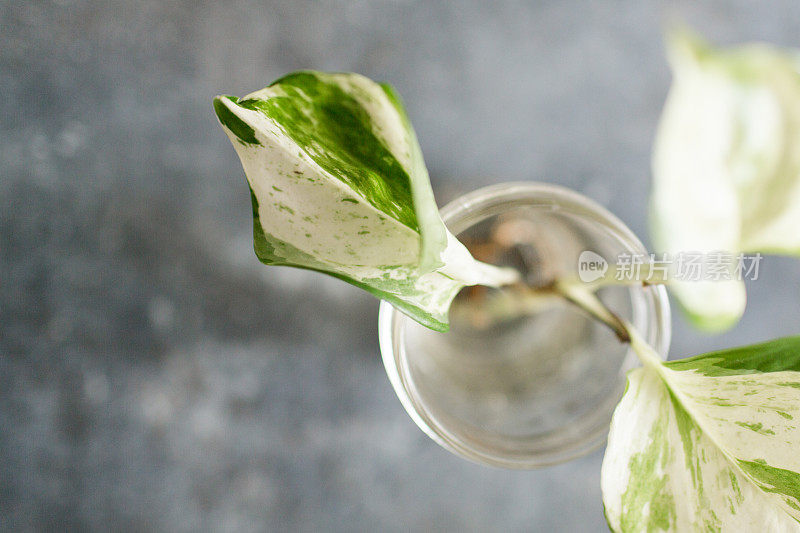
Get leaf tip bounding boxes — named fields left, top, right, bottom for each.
left=213, top=94, right=261, bottom=146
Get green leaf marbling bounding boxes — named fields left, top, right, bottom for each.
left=214, top=71, right=516, bottom=330
left=603, top=335, right=800, bottom=532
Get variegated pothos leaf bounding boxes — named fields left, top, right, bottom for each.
left=602, top=336, right=800, bottom=532
left=213, top=71, right=516, bottom=330
left=652, top=30, right=800, bottom=331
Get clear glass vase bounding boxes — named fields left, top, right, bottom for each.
left=379, top=182, right=671, bottom=468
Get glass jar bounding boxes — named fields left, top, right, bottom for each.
left=378, top=182, right=670, bottom=468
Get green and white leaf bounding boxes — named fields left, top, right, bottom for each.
left=213, top=71, right=516, bottom=330
left=602, top=335, right=800, bottom=532
left=651, top=30, right=800, bottom=331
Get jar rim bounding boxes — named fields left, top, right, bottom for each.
left=379, top=181, right=671, bottom=469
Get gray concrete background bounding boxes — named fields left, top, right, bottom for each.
left=3, top=1, right=800, bottom=531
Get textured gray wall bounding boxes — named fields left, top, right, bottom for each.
left=3, top=1, right=800, bottom=531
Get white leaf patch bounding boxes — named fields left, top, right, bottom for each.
left=651, top=30, right=800, bottom=331
left=214, top=71, right=516, bottom=330
left=602, top=336, right=800, bottom=532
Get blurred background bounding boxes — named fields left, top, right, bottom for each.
left=3, top=1, right=800, bottom=531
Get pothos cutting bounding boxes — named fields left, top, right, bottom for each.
left=213, top=30, right=800, bottom=532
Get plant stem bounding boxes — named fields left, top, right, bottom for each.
left=551, top=281, right=663, bottom=369
left=552, top=267, right=671, bottom=294
left=550, top=281, right=630, bottom=343
left=456, top=274, right=667, bottom=369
